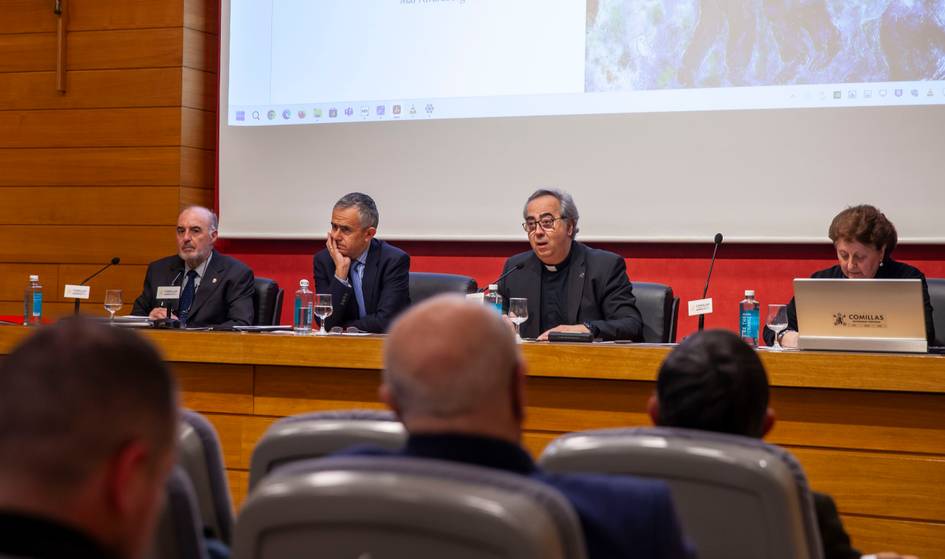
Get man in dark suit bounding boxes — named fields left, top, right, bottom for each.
left=498, top=188, right=643, bottom=341
left=313, top=192, right=410, bottom=333
left=0, top=318, right=178, bottom=559
left=649, top=329, right=916, bottom=559
left=132, top=206, right=255, bottom=328
left=345, top=296, right=694, bottom=559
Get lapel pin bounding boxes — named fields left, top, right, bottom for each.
left=212, top=277, right=218, bottom=284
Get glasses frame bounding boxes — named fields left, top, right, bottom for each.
left=522, top=215, right=566, bottom=233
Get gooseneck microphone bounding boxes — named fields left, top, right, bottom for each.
left=73, top=257, right=121, bottom=315
left=698, top=234, right=723, bottom=331
left=479, top=262, right=525, bottom=292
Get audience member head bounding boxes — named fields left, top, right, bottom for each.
left=649, top=329, right=773, bottom=438
left=381, top=295, right=525, bottom=443
left=330, top=192, right=378, bottom=259
left=828, top=204, right=897, bottom=279
left=176, top=205, right=218, bottom=267
left=0, top=318, right=179, bottom=559
left=522, top=188, right=579, bottom=266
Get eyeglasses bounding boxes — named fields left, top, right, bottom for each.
left=523, top=215, right=565, bottom=233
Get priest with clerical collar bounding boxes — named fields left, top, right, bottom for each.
left=498, top=188, right=644, bottom=341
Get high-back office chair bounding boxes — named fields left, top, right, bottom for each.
left=233, top=456, right=588, bottom=559
left=408, top=272, right=478, bottom=304
left=927, top=278, right=945, bottom=346
left=179, top=410, right=234, bottom=545
left=253, top=277, right=284, bottom=326
left=146, top=466, right=210, bottom=559
left=632, top=282, right=680, bottom=343
left=247, top=410, right=407, bottom=491
left=539, top=427, right=824, bottom=559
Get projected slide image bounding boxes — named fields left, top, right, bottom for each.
left=586, top=0, right=945, bottom=92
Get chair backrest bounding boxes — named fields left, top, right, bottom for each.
left=539, top=427, right=824, bottom=559
left=409, top=272, right=478, bottom=304
left=248, top=410, right=407, bottom=490
left=253, top=277, right=284, bottom=326
left=233, top=456, right=588, bottom=559
left=927, top=278, right=945, bottom=346
left=632, top=281, right=679, bottom=343
left=179, top=410, right=234, bottom=545
left=145, top=466, right=210, bottom=559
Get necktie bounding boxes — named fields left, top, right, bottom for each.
left=350, top=261, right=367, bottom=319
left=179, top=269, right=198, bottom=324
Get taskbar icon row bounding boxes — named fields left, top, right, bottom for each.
left=233, top=102, right=436, bottom=124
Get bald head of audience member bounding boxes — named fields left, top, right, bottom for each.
left=0, top=319, right=179, bottom=559
left=381, top=295, right=526, bottom=443
left=648, top=329, right=774, bottom=438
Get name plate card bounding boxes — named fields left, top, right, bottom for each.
left=688, top=298, right=714, bottom=317
left=63, top=285, right=91, bottom=299
left=157, top=286, right=181, bottom=300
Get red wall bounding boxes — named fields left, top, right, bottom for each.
left=216, top=238, right=945, bottom=336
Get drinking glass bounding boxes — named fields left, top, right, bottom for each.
left=767, top=304, right=789, bottom=350
left=313, top=294, right=333, bottom=335
left=508, top=298, right=528, bottom=342
left=104, top=289, right=123, bottom=321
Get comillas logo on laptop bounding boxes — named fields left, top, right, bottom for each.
left=833, top=312, right=887, bottom=328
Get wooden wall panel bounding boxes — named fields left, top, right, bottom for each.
left=843, top=515, right=945, bottom=559
left=0, top=69, right=182, bottom=110
left=181, top=147, right=215, bottom=188
left=185, top=0, right=219, bottom=34
left=183, top=29, right=217, bottom=73
left=0, top=29, right=183, bottom=73
left=181, top=108, right=216, bottom=150
left=0, top=264, right=60, bottom=301
left=182, top=68, right=217, bottom=111
left=0, top=108, right=182, bottom=148
left=0, top=225, right=174, bottom=265
left=59, top=264, right=149, bottom=303
left=180, top=186, right=214, bottom=209
left=0, top=187, right=182, bottom=226
left=0, top=147, right=182, bottom=186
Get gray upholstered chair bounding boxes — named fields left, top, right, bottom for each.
left=632, top=281, right=679, bottom=343
left=253, top=277, right=284, bottom=326
left=179, top=410, right=233, bottom=545
left=233, top=456, right=588, bottom=559
left=408, top=272, right=478, bottom=304
left=539, top=427, right=824, bottom=559
left=146, top=466, right=210, bottom=559
left=247, top=410, right=406, bottom=491
left=927, top=278, right=944, bottom=346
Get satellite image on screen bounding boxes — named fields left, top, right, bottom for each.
left=586, top=0, right=945, bottom=91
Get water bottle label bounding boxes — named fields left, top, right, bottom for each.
left=491, top=302, right=502, bottom=315
left=740, top=310, right=759, bottom=338
left=32, top=292, right=42, bottom=317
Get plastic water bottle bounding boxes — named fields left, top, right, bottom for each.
left=739, top=289, right=760, bottom=347
left=23, top=275, right=43, bottom=326
left=293, top=279, right=313, bottom=333
left=484, top=284, right=503, bottom=315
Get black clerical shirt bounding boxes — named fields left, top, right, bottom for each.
left=539, top=250, right=572, bottom=334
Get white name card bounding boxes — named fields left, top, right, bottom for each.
left=688, top=298, right=714, bottom=317
left=157, top=286, right=181, bottom=300
left=465, top=292, right=484, bottom=304
left=63, top=284, right=91, bottom=299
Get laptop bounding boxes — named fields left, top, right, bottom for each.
left=793, top=278, right=928, bottom=353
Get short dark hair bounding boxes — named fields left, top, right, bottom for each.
left=0, top=319, right=178, bottom=491
left=828, top=204, right=897, bottom=256
left=334, top=192, right=379, bottom=229
left=656, top=329, right=769, bottom=438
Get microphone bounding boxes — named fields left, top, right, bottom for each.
left=698, top=234, right=723, bottom=331
left=479, top=262, right=525, bottom=292
left=73, top=257, right=120, bottom=315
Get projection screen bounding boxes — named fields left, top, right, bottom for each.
left=218, top=0, right=945, bottom=242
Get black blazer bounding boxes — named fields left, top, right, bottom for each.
left=313, top=238, right=410, bottom=333
left=497, top=241, right=643, bottom=341
left=763, top=258, right=936, bottom=346
left=131, top=250, right=255, bottom=328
